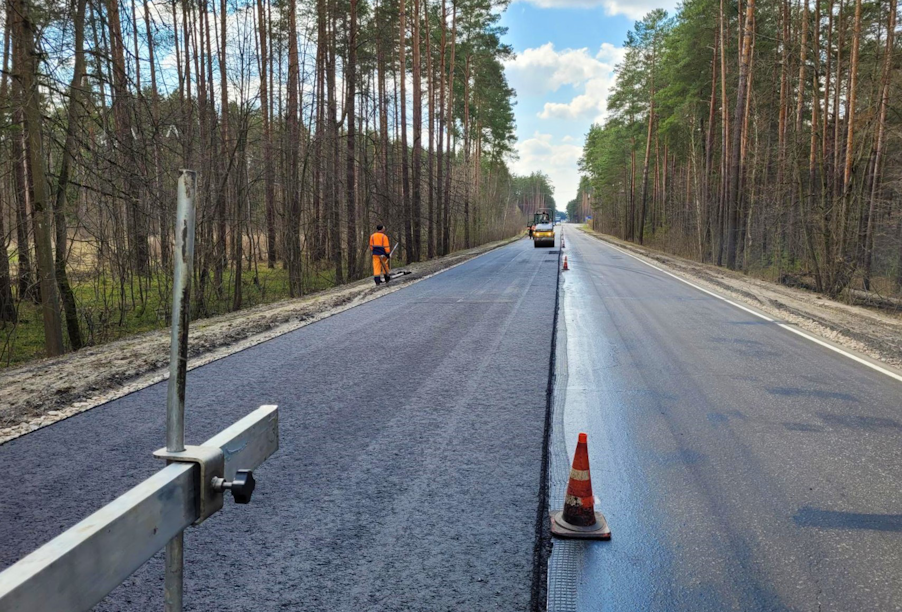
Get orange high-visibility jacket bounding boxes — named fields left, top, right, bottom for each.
left=369, top=231, right=390, bottom=257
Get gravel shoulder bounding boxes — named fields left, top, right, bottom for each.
left=0, top=237, right=519, bottom=443
left=578, top=226, right=902, bottom=370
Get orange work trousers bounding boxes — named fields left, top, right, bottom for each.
left=372, top=254, right=390, bottom=278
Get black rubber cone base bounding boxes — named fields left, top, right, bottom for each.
left=550, top=510, right=611, bottom=540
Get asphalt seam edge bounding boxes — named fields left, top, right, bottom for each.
left=529, top=238, right=562, bottom=612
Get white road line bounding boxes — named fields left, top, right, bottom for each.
left=588, top=234, right=902, bottom=385
left=773, top=323, right=902, bottom=383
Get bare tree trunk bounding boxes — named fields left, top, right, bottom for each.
left=794, top=0, right=809, bottom=132
left=172, top=0, right=185, bottom=155
left=437, top=0, right=446, bottom=254
left=703, top=27, right=718, bottom=250
left=715, top=0, right=729, bottom=264
left=411, top=0, right=423, bottom=261
left=257, top=0, right=277, bottom=268
left=629, top=146, right=636, bottom=240
left=0, top=17, right=14, bottom=320
left=399, top=0, right=413, bottom=263
left=346, top=0, right=359, bottom=277
left=425, top=0, right=436, bottom=258
left=831, top=0, right=845, bottom=209
left=11, top=0, right=64, bottom=355
left=776, top=0, right=789, bottom=263
left=737, top=13, right=755, bottom=264
left=286, top=0, right=303, bottom=295
left=315, top=0, right=328, bottom=262
left=327, top=4, right=344, bottom=283
left=442, top=0, right=456, bottom=255
left=52, top=0, right=88, bottom=350
left=837, top=0, right=862, bottom=268
left=725, top=0, right=754, bottom=270
left=193, top=0, right=212, bottom=316
left=463, top=54, right=471, bottom=248
left=822, top=0, right=834, bottom=180
left=11, top=110, right=34, bottom=302
left=807, top=0, right=825, bottom=291
left=376, top=14, right=389, bottom=225
left=661, top=141, right=668, bottom=231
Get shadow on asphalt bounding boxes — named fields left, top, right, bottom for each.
left=793, top=507, right=902, bottom=532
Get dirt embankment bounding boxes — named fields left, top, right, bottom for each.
left=580, top=227, right=902, bottom=370
left=0, top=237, right=521, bottom=444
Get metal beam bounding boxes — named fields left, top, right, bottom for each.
left=0, top=405, right=279, bottom=612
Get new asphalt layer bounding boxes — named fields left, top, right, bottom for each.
left=547, top=227, right=902, bottom=611
left=0, top=237, right=559, bottom=611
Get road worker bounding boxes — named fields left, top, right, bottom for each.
left=369, top=224, right=391, bottom=285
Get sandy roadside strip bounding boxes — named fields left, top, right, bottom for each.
left=577, top=226, right=902, bottom=373
left=1, top=236, right=523, bottom=444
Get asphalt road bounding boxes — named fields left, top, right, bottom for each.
left=0, top=237, right=559, bottom=611
left=547, top=226, right=902, bottom=612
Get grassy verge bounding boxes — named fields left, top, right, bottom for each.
left=1, top=262, right=338, bottom=368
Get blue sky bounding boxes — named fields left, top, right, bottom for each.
left=501, top=0, right=677, bottom=205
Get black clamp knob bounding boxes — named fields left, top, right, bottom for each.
left=212, top=470, right=256, bottom=504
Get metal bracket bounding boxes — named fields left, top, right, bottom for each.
left=153, top=445, right=224, bottom=524
left=0, top=405, right=278, bottom=612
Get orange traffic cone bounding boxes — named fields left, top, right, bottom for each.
left=550, top=433, right=611, bottom=540
left=562, top=256, right=569, bottom=271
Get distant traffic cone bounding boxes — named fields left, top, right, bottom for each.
left=562, top=256, right=569, bottom=271
left=550, top=433, right=611, bottom=540
left=562, top=237, right=565, bottom=248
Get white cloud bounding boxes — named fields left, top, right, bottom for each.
left=538, top=79, right=606, bottom=122
left=505, top=43, right=616, bottom=96
left=515, top=132, right=583, bottom=168
left=510, top=132, right=583, bottom=204
left=511, top=0, right=676, bottom=20
left=506, top=42, right=624, bottom=123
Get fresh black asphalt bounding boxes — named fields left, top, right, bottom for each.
left=0, top=237, right=559, bottom=611
left=547, top=227, right=902, bottom=611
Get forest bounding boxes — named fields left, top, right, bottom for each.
left=579, top=0, right=902, bottom=304
left=0, top=0, right=536, bottom=364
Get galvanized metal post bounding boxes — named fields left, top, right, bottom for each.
left=164, top=170, right=197, bottom=612
left=167, top=170, right=196, bottom=453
